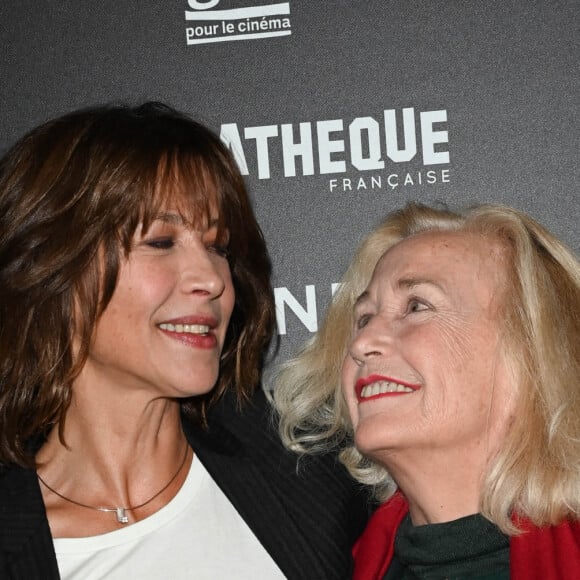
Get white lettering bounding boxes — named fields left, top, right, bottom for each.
left=329, top=175, right=383, bottom=192
left=219, top=123, right=249, bottom=175
left=384, top=108, right=417, bottom=162
left=281, top=123, right=314, bottom=177
left=188, top=0, right=220, bottom=9
left=327, top=169, right=450, bottom=193
left=244, top=125, right=278, bottom=179
left=420, top=110, right=450, bottom=165
left=349, top=117, right=385, bottom=171
left=274, top=285, right=318, bottom=335
left=219, top=108, right=450, bottom=180
left=317, top=120, right=346, bottom=174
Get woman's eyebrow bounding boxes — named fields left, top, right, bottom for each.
left=398, top=277, right=445, bottom=292
left=153, top=213, right=220, bottom=230
left=353, top=291, right=369, bottom=310
left=154, top=212, right=183, bottom=225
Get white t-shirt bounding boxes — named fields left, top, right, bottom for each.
left=53, top=456, right=286, bottom=579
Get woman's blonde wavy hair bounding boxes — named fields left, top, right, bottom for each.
left=274, top=202, right=580, bottom=534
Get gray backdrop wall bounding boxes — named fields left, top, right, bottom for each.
left=1, top=1, right=578, bottom=374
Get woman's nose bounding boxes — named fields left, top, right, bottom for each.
left=348, top=320, right=387, bottom=364
left=180, top=246, right=227, bottom=299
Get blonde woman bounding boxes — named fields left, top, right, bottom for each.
left=275, top=203, right=580, bottom=579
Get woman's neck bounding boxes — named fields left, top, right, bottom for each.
left=36, top=389, right=190, bottom=536
left=378, top=450, right=486, bottom=526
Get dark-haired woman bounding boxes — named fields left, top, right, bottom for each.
left=0, top=103, right=367, bottom=579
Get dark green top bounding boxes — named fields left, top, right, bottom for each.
left=383, top=513, right=510, bottom=580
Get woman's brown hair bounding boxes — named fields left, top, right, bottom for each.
left=0, top=102, right=275, bottom=466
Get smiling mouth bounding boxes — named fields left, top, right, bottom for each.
left=158, top=323, right=210, bottom=335
left=355, top=375, right=420, bottom=402
left=359, top=380, right=416, bottom=399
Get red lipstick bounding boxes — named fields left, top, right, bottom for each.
left=355, top=374, right=420, bottom=403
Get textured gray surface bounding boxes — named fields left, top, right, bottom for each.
left=1, top=1, right=578, bottom=367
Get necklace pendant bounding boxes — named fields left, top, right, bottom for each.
left=116, top=507, right=129, bottom=524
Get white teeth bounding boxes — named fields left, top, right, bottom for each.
left=159, top=323, right=210, bottom=334
left=359, top=380, right=415, bottom=398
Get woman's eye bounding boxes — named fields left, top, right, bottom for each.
left=208, top=244, right=229, bottom=258
left=356, top=313, right=371, bottom=329
left=407, top=298, right=429, bottom=313
left=145, top=238, right=175, bottom=250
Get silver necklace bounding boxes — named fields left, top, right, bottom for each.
left=38, top=445, right=189, bottom=524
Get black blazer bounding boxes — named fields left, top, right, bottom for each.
left=0, top=389, right=369, bottom=579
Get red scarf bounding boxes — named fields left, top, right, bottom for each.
left=353, top=493, right=580, bottom=579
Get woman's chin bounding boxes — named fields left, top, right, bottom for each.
left=353, top=422, right=402, bottom=461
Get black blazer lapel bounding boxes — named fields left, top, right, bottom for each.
left=185, top=423, right=330, bottom=578
left=0, top=465, right=60, bottom=579
left=183, top=390, right=360, bottom=580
